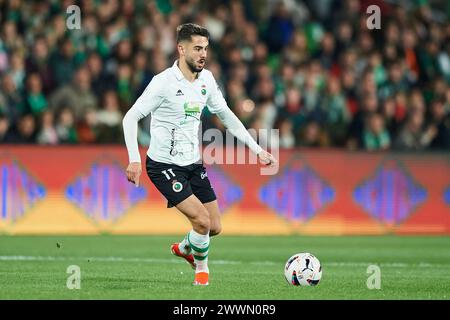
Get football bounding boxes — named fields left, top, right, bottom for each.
left=284, top=253, right=322, bottom=286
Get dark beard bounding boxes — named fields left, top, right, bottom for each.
left=186, top=58, right=203, bottom=73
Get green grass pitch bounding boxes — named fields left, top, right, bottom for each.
left=0, top=235, right=449, bottom=299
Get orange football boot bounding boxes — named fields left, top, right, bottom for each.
left=192, top=272, right=209, bottom=286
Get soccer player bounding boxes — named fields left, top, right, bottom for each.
left=122, top=23, right=277, bottom=286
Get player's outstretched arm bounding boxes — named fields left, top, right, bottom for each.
left=122, top=108, right=144, bottom=186
left=206, top=72, right=277, bottom=168
left=215, top=107, right=278, bottom=168
left=122, top=75, right=164, bottom=186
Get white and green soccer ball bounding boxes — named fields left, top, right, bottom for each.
left=284, top=253, right=322, bottom=286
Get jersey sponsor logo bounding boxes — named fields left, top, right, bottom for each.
left=176, top=89, right=184, bottom=96
left=183, top=102, right=201, bottom=119
left=172, top=180, right=183, bottom=192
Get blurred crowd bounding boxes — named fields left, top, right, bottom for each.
left=0, top=0, right=449, bottom=151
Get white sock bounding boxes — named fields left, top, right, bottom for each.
left=179, top=233, right=191, bottom=255
left=187, top=229, right=210, bottom=273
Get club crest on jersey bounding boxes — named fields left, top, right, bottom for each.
left=172, top=180, right=183, bottom=192
left=201, top=84, right=206, bottom=95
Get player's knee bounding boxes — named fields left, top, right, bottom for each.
left=193, top=212, right=210, bottom=234
left=195, top=221, right=210, bottom=234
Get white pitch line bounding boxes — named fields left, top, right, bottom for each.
left=0, top=255, right=449, bottom=268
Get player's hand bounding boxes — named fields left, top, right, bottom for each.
left=258, top=150, right=278, bottom=167
left=126, top=162, right=142, bottom=187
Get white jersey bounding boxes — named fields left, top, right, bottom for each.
left=123, top=60, right=262, bottom=166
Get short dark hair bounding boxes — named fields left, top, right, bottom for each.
left=176, top=23, right=209, bottom=43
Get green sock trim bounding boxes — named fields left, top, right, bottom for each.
left=193, top=254, right=208, bottom=261
left=187, top=233, right=209, bottom=253
left=181, top=234, right=190, bottom=248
